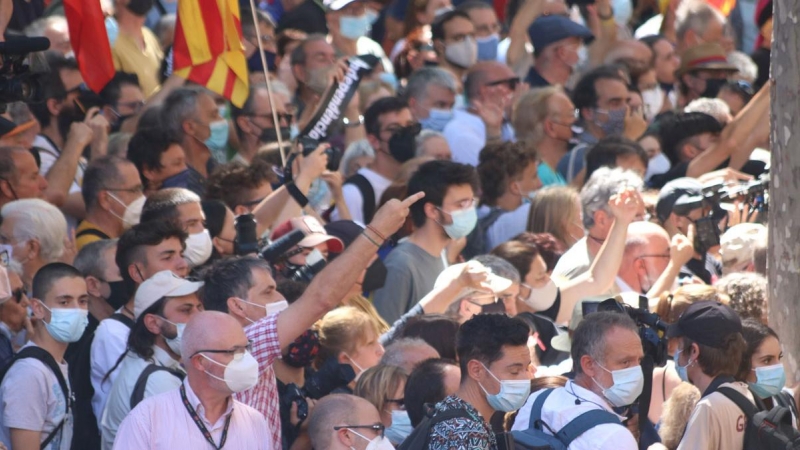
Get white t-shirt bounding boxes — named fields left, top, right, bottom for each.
left=90, top=315, right=131, bottom=427
left=553, top=237, right=621, bottom=295
left=512, top=380, right=637, bottom=450
left=0, top=342, right=73, bottom=450
left=485, top=203, right=531, bottom=250
left=677, top=382, right=754, bottom=450
left=100, top=346, right=184, bottom=450
left=33, top=135, right=85, bottom=231
left=333, top=167, right=393, bottom=225
left=356, top=36, right=394, bottom=74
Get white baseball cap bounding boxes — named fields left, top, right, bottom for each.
left=134, top=271, right=204, bottom=320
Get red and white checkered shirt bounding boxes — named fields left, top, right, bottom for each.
left=235, top=313, right=282, bottom=450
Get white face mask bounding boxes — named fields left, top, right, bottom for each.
left=238, top=298, right=289, bottom=323
left=641, top=86, right=664, bottom=121
left=445, top=37, right=478, bottom=69
left=184, top=229, right=213, bottom=268
left=612, top=0, right=633, bottom=26
left=202, top=350, right=260, bottom=393
left=645, top=153, right=671, bottom=181
left=350, top=429, right=396, bottom=450
left=522, top=279, right=559, bottom=311
left=591, top=363, right=645, bottom=407
left=160, top=317, right=186, bottom=356
left=109, top=193, right=145, bottom=229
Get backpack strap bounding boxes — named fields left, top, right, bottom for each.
left=344, top=173, right=376, bottom=223
left=555, top=409, right=621, bottom=447
left=109, top=313, right=135, bottom=329
left=527, top=388, right=555, bottom=429
left=130, top=364, right=185, bottom=409
left=2, top=346, right=70, bottom=450
left=75, top=227, right=111, bottom=241
left=717, top=386, right=760, bottom=418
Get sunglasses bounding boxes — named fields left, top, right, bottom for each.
left=333, top=423, right=385, bottom=439
left=485, top=77, right=520, bottom=91
left=10, top=288, right=24, bottom=304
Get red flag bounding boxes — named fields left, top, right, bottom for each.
left=63, top=0, right=115, bottom=93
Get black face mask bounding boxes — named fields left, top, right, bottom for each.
left=105, top=280, right=130, bottom=310
left=387, top=124, right=421, bottom=163
left=126, top=0, right=154, bottom=16
left=57, top=102, right=82, bottom=142
left=247, top=49, right=277, bottom=73
left=701, top=78, right=727, bottom=99
left=360, top=259, right=387, bottom=293
left=283, top=329, right=320, bottom=368
left=259, top=125, right=291, bottom=144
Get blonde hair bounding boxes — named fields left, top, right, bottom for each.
left=354, top=364, right=407, bottom=414
left=658, top=382, right=701, bottom=449
left=656, top=284, right=726, bottom=323
left=344, top=294, right=390, bottom=334
left=527, top=186, right=580, bottom=248
left=317, top=306, right=380, bottom=367
left=513, top=86, right=564, bottom=145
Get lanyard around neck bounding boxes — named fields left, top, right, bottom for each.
left=180, top=384, right=232, bottom=449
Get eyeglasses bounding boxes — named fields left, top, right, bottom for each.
left=438, top=197, right=478, bottom=212
left=380, top=122, right=422, bottom=137
left=333, top=423, right=385, bottom=439
left=485, top=77, right=520, bottom=91
left=66, top=83, right=89, bottom=95
left=248, top=113, right=294, bottom=124
left=10, top=288, right=24, bottom=304
left=636, top=253, right=670, bottom=260
left=115, top=100, right=146, bottom=113
left=725, top=80, right=755, bottom=97
left=192, top=341, right=254, bottom=359
left=385, top=397, right=404, bottom=407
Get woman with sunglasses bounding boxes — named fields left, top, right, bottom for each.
left=0, top=264, right=28, bottom=367
left=354, top=364, right=411, bottom=444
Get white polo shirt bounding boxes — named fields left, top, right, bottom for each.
left=676, top=381, right=754, bottom=450
left=512, top=380, right=637, bottom=450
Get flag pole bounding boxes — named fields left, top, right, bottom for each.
left=247, top=1, right=287, bottom=167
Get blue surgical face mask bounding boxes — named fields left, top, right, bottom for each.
left=105, top=16, right=119, bottom=46
left=39, top=301, right=89, bottom=343
left=645, top=152, right=671, bottom=181
left=420, top=108, right=454, bottom=132
left=592, top=363, right=645, bottom=407
left=748, top=363, right=786, bottom=399
left=476, top=33, right=500, bottom=61
left=438, top=206, right=478, bottom=239
left=386, top=410, right=413, bottom=444
left=161, top=169, right=191, bottom=189
left=290, top=124, right=300, bottom=140
left=379, top=72, right=399, bottom=91
left=205, top=119, right=230, bottom=151
left=365, top=8, right=379, bottom=24
left=612, top=0, right=633, bottom=26
left=478, top=362, right=531, bottom=412
left=340, top=14, right=371, bottom=40
left=674, top=348, right=692, bottom=383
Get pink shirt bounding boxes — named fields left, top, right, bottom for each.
left=236, top=313, right=283, bottom=449
left=113, top=379, right=270, bottom=450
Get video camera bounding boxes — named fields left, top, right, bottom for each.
left=597, top=297, right=668, bottom=366
left=234, top=214, right=328, bottom=282
left=0, top=37, right=50, bottom=105
left=672, top=173, right=770, bottom=253
left=281, top=357, right=356, bottom=420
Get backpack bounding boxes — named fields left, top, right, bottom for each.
left=717, top=386, right=800, bottom=450
left=462, top=207, right=507, bottom=260
left=0, top=346, right=71, bottom=450
left=344, top=173, right=376, bottom=223
left=129, top=364, right=185, bottom=409
left=397, top=405, right=473, bottom=450
left=511, top=389, right=622, bottom=450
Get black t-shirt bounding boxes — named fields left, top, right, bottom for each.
left=681, top=253, right=722, bottom=285
left=751, top=47, right=770, bottom=91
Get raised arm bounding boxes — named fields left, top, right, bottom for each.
left=686, top=83, right=769, bottom=178
left=506, top=0, right=544, bottom=71
left=558, top=188, right=642, bottom=323
left=276, top=192, right=425, bottom=350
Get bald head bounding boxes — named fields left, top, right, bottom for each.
left=182, top=311, right=246, bottom=365
left=308, top=394, right=381, bottom=450
left=618, top=221, right=671, bottom=292
left=604, top=40, right=653, bottom=72
left=625, top=221, right=670, bottom=255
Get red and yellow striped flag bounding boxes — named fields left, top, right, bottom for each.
left=173, top=0, right=249, bottom=107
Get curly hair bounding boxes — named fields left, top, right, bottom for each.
left=477, top=141, right=537, bottom=207
left=715, top=272, right=768, bottom=323
left=206, top=160, right=277, bottom=210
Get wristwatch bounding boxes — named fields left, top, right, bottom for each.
left=343, top=115, right=364, bottom=128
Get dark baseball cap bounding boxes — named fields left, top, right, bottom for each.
left=528, top=15, right=594, bottom=53
left=655, top=177, right=703, bottom=223
left=666, top=301, right=742, bottom=348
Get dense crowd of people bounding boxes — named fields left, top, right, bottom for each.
left=0, top=0, right=784, bottom=448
